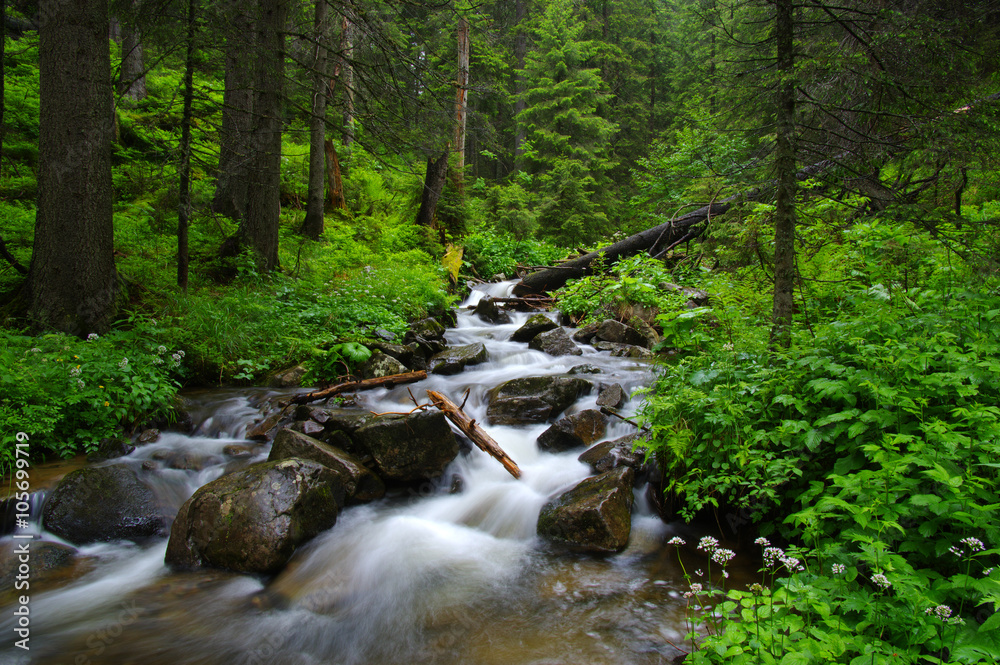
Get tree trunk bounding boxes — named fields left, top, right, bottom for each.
left=415, top=152, right=449, bottom=229
left=212, top=4, right=255, bottom=221
left=301, top=0, right=329, bottom=240
left=513, top=0, right=527, bottom=164
left=26, top=0, right=117, bottom=335
left=290, top=371, right=428, bottom=405
left=426, top=390, right=521, bottom=479
left=340, top=15, right=355, bottom=150
left=233, top=0, right=287, bottom=272
left=324, top=138, right=345, bottom=210
left=177, top=0, right=196, bottom=291
left=117, top=2, right=146, bottom=101
left=453, top=15, right=469, bottom=193
left=769, top=0, right=797, bottom=351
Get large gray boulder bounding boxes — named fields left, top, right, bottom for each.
left=596, top=383, right=627, bottom=409
left=537, top=409, right=608, bottom=452
left=473, top=296, right=512, bottom=324
left=428, top=342, right=488, bottom=375
left=528, top=327, right=582, bottom=357
left=165, top=458, right=344, bottom=574
left=595, top=320, right=648, bottom=347
left=486, top=376, right=592, bottom=425
left=511, top=314, right=559, bottom=343
left=536, top=467, right=635, bottom=554
left=42, top=464, right=166, bottom=545
left=269, top=429, right=385, bottom=504
left=353, top=410, right=459, bottom=483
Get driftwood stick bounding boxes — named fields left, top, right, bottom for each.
left=290, top=370, right=428, bottom=405
left=426, top=390, right=521, bottom=479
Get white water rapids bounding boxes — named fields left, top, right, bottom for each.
left=0, top=282, right=727, bottom=665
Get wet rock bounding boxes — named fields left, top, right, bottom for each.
left=628, top=317, right=661, bottom=349
left=246, top=405, right=294, bottom=442
left=659, top=282, right=710, bottom=307
left=537, top=467, right=635, bottom=554
left=166, top=452, right=215, bottom=471
left=595, top=320, right=648, bottom=347
left=223, top=444, right=256, bottom=458
left=594, top=341, right=654, bottom=359
left=429, top=342, right=488, bottom=375
left=370, top=342, right=415, bottom=367
left=294, top=405, right=330, bottom=424
left=289, top=420, right=326, bottom=436
left=529, top=328, right=582, bottom=357
left=165, top=458, right=344, bottom=574
left=373, top=328, right=396, bottom=342
left=269, top=364, right=308, bottom=388
left=320, top=408, right=375, bottom=434
left=473, top=296, right=512, bottom=325
left=596, top=383, right=627, bottom=409
left=407, top=317, right=447, bottom=342
left=136, top=429, right=161, bottom=444
left=569, top=364, right=603, bottom=375
left=578, top=433, right=643, bottom=473
left=511, top=314, right=559, bottom=343
left=486, top=376, right=592, bottom=425
left=537, top=409, right=608, bottom=452
left=405, top=336, right=447, bottom=364
left=42, top=464, right=166, bottom=545
left=572, top=321, right=600, bottom=344
left=86, top=436, right=135, bottom=462
left=0, top=541, right=77, bottom=591
left=353, top=410, right=459, bottom=483
left=269, top=429, right=385, bottom=504
left=358, top=351, right=409, bottom=379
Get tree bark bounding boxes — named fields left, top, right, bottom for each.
left=769, top=0, right=797, bottom=351
left=301, top=0, right=329, bottom=240
left=26, top=0, right=117, bottom=335
left=324, top=138, right=345, bottom=210
left=117, top=1, right=146, bottom=101
left=177, top=0, right=196, bottom=291
left=340, top=15, right=355, bottom=149
left=234, top=0, right=287, bottom=272
left=513, top=0, right=528, bottom=165
left=212, top=4, right=255, bottom=221
left=453, top=15, right=470, bottom=193
left=415, top=151, right=449, bottom=229
left=290, top=370, right=428, bottom=405
left=427, top=390, right=521, bottom=479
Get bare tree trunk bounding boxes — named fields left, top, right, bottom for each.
left=769, top=0, right=797, bottom=350
left=26, top=0, right=117, bottom=335
left=453, top=15, right=469, bottom=193
left=340, top=15, right=354, bottom=150
left=117, top=1, right=146, bottom=101
left=301, top=0, right=329, bottom=240
left=324, top=138, right=345, bottom=210
left=513, top=0, right=527, bottom=164
left=236, top=0, right=287, bottom=272
left=213, top=3, right=254, bottom=220
left=177, top=0, right=196, bottom=290
left=415, top=152, right=449, bottom=229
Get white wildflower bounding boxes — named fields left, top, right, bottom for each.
left=754, top=537, right=770, bottom=547
left=119, top=357, right=129, bottom=370
left=763, top=547, right=785, bottom=568
left=157, top=345, right=167, bottom=354
left=871, top=573, right=891, bottom=590
left=70, top=366, right=82, bottom=377
left=712, top=548, right=736, bottom=566
left=698, top=536, right=720, bottom=552
left=667, top=537, right=686, bottom=546
left=172, top=353, right=182, bottom=362
left=87, top=333, right=99, bottom=341
left=831, top=563, right=846, bottom=575
left=959, top=537, right=985, bottom=553
left=76, top=379, right=85, bottom=390
left=30, top=347, right=41, bottom=353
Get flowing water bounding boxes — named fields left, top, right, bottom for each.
left=0, top=283, right=751, bottom=665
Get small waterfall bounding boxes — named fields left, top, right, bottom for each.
left=0, top=281, right=721, bottom=665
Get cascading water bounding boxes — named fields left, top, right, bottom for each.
left=0, top=282, right=729, bottom=665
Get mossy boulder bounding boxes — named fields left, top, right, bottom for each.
left=578, top=433, right=643, bottom=474
left=428, top=342, right=488, bottom=375
left=486, top=376, right=592, bottom=426
left=358, top=351, right=409, bottom=379
left=529, top=327, right=582, bottom=357
left=269, top=429, right=385, bottom=504
left=595, top=320, right=648, bottom=347
left=536, top=467, right=635, bottom=554
left=352, top=410, right=459, bottom=483
left=165, top=458, right=344, bottom=574
left=537, top=409, right=608, bottom=452
left=511, top=314, right=559, bottom=343
left=41, top=464, right=166, bottom=545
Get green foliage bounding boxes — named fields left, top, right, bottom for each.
left=303, top=341, right=373, bottom=385
left=462, top=230, right=565, bottom=279
left=0, top=322, right=183, bottom=468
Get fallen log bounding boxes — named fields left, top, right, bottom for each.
left=290, top=370, right=427, bottom=405
left=426, top=390, right=521, bottom=479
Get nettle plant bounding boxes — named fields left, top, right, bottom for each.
left=0, top=319, right=183, bottom=466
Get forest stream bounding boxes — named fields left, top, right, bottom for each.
left=0, top=283, right=755, bottom=665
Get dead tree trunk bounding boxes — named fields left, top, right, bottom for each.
left=415, top=151, right=449, bottom=229
left=325, top=139, right=345, bottom=210
left=427, top=390, right=521, bottom=479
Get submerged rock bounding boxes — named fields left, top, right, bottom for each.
left=42, top=464, right=166, bottom=545
left=269, top=429, right=385, bottom=504
left=353, top=410, right=459, bottom=483
left=529, top=327, right=582, bottom=357
left=486, top=376, right=592, bottom=425
left=537, top=409, right=608, bottom=452
left=537, top=467, right=635, bottom=554
left=165, top=458, right=344, bottom=574
left=428, top=342, right=488, bottom=375
left=511, top=314, right=558, bottom=343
